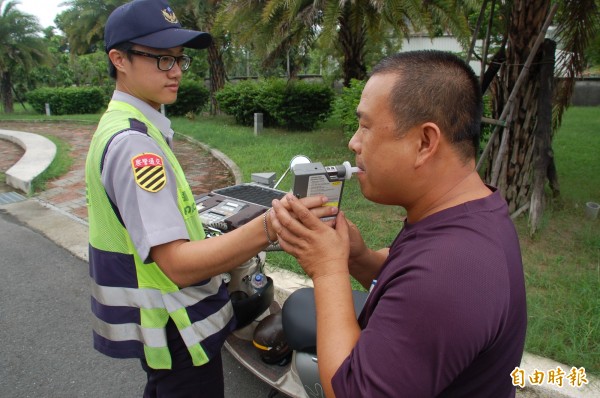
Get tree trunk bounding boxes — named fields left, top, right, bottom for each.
left=529, top=39, right=556, bottom=235
left=481, top=48, right=505, bottom=94
left=11, top=83, right=27, bottom=111
left=338, top=5, right=367, bottom=87
left=485, top=0, right=551, bottom=214
left=207, top=43, right=226, bottom=116
left=1, top=72, right=14, bottom=114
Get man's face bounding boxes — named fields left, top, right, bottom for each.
left=118, top=45, right=185, bottom=110
left=348, top=73, right=419, bottom=206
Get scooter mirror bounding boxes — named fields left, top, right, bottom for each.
left=274, top=155, right=312, bottom=189
left=289, top=155, right=311, bottom=169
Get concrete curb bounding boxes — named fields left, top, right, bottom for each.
left=0, top=129, right=56, bottom=194
left=175, top=132, right=244, bottom=185
left=517, top=352, right=599, bottom=397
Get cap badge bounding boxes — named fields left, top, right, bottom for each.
left=162, top=7, right=179, bottom=24
left=131, top=153, right=166, bottom=193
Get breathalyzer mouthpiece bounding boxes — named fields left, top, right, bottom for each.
left=324, top=161, right=362, bottom=180
left=342, top=161, right=361, bottom=180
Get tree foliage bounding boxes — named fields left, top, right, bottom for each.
left=552, top=0, right=600, bottom=128
left=171, top=0, right=227, bottom=115
left=55, top=0, right=126, bottom=54
left=218, top=0, right=478, bottom=86
left=0, top=0, right=49, bottom=112
left=585, top=28, right=600, bottom=68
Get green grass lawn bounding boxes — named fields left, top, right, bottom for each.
left=515, top=107, right=600, bottom=375
left=1, top=105, right=598, bottom=375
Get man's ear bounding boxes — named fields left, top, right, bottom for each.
left=415, top=122, right=441, bottom=167
left=108, top=49, right=127, bottom=73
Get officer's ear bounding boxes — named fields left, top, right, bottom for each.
left=108, top=49, right=128, bottom=73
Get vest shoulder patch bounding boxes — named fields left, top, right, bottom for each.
left=131, top=153, right=166, bottom=193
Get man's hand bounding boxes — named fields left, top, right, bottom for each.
left=270, top=193, right=349, bottom=280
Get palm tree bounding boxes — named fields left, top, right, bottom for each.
left=477, top=0, right=599, bottom=233
left=55, top=0, right=126, bottom=54
left=218, top=0, right=476, bottom=86
left=172, top=0, right=228, bottom=115
left=0, top=0, right=49, bottom=113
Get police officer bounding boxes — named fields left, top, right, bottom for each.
left=85, top=0, right=330, bottom=396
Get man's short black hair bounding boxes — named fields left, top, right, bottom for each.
left=371, top=50, right=483, bottom=160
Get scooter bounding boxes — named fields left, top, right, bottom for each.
left=196, top=156, right=367, bottom=398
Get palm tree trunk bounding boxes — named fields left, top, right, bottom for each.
left=486, top=0, right=552, bottom=214
left=529, top=39, right=556, bottom=234
left=207, top=43, right=226, bottom=116
left=338, top=5, right=367, bottom=87
left=1, top=72, right=14, bottom=114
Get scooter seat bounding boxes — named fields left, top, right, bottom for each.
left=282, top=287, right=368, bottom=353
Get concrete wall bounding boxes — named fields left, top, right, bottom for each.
left=570, top=78, right=600, bottom=106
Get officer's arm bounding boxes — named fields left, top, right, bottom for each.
left=150, top=196, right=333, bottom=287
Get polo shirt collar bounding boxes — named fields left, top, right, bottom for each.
left=111, top=90, right=174, bottom=143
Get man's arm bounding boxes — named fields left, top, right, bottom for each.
left=271, top=194, right=361, bottom=398
left=348, top=246, right=389, bottom=289
left=338, top=219, right=389, bottom=289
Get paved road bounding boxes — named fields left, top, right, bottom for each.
left=0, top=209, right=280, bottom=398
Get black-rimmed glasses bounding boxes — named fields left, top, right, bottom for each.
left=127, top=49, right=192, bottom=71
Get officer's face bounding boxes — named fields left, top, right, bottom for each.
left=118, top=45, right=185, bottom=110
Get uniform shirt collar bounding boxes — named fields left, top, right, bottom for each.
left=112, top=90, right=175, bottom=144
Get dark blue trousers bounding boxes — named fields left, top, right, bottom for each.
left=141, top=319, right=225, bottom=398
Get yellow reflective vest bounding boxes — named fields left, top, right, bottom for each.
left=85, top=100, right=234, bottom=369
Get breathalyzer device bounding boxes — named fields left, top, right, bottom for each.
left=292, top=161, right=360, bottom=220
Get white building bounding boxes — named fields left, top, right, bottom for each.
left=401, top=34, right=483, bottom=75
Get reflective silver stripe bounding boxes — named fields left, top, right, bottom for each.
left=92, top=317, right=167, bottom=348
left=163, top=277, right=222, bottom=312
left=92, top=277, right=223, bottom=311
left=180, top=301, right=234, bottom=346
left=92, top=277, right=229, bottom=348
left=91, top=279, right=164, bottom=309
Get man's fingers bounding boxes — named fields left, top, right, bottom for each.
left=287, top=194, right=338, bottom=230
left=270, top=198, right=311, bottom=243
left=279, top=194, right=327, bottom=211
left=271, top=194, right=339, bottom=253
left=297, top=194, right=329, bottom=209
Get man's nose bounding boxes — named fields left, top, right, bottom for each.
left=348, top=131, right=360, bottom=153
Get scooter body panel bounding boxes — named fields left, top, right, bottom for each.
left=292, top=351, right=323, bottom=398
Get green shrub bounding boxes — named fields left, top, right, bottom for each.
left=166, top=81, right=210, bottom=116
left=27, top=87, right=106, bottom=115
left=216, top=79, right=334, bottom=131
left=266, top=80, right=334, bottom=131
left=216, top=80, right=271, bottom=126
left=333, top=78, right=365, bottom=139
